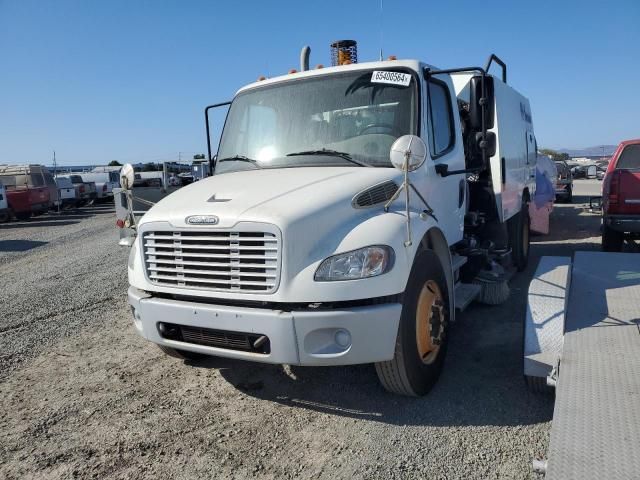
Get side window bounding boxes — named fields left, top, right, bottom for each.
left=427, top=79, right=454, bottom=158
left=44, top=173, right=56, bottom=186
left=617, top=144, right=640, bottom=170
left=30, top=174, right=45, bottom=187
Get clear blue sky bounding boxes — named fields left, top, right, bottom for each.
left=1, top=0, right=638, bottom=166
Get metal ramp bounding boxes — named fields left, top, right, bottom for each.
left=546, top=252, right=640, bottom=479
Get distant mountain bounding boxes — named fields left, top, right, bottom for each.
left=556, top=145, right=617, bottom=157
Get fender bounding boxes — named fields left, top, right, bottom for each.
left=415, top=226, right=455, bottom=322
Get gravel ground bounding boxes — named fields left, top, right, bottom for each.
left=0, top=182, right=603, bottom=479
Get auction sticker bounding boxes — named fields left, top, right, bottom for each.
left=371, top=71, right=411, bottom=86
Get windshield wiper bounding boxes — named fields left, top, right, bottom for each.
left=286, top=149, right=371, bottom=167
left=216, top=155, right=262, bottom=168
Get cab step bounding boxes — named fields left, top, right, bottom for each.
left=454, top=282, right=481, bottom=311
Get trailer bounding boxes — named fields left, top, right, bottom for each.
left=524, top=251, right=640, bottom=478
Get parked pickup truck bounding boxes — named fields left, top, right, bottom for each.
left=602, top=138, right=640, bottom=251
left=54, top=177, right=78, bottom=209
left=0, top=183, right=10, bottom=222
left=59, top=175, right=97, bottom=206
left=554, top=160, right=573, bottom=203
left=0, top=164, right=52, bottom=220
left=67, top=171, right=118, bottom=202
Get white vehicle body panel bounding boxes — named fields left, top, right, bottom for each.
left=129, top=167, right=443, bottom=303
left=452, top=73, right=537, bottom=222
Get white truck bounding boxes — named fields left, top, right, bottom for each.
left=67, top=171, right=119, bottom=202
left=54, top=177, right=78, bottom=209
left=119, top=44, right=536, bottom=396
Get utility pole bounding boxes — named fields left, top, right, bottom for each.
left=53, top=150, right=61, bottom=213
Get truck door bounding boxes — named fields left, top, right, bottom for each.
left=418, top=76, right=466, bottom=245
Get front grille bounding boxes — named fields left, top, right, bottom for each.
left=352, top=181, right=398, bottom=208
left=143, top=229, right=280, bottom=293
left=159, top=322, right=270, bottom=354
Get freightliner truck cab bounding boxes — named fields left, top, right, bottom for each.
left=120, top=43, right=536, bottom=396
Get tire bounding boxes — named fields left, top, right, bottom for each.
left=157, top=345, right=207, bottom=361
left=0, top=211, right=9, bottom=223
left=508, top=205, right=530, bottom=272
left=525, top=375, right=553, bottom=395
left=602, top=225, right=624, bottom=252
left=375, top=250, right=450, bottom=397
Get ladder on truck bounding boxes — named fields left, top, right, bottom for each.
left=524, top=251, right=640, bottom=478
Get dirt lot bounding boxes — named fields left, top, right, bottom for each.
left=0, top=181, right=604, bottom=479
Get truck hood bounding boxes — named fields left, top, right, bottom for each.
left=140, top=167, right=401, bottom=229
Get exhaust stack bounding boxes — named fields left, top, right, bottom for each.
left=300, top=46, right=311, bottom=71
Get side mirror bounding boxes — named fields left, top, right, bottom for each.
left=589, top=196, right=603, bottom=211
left=469, top=75, right=495, bottom=131
left=476, top=131, right=497, bottom=157
left=389, top=135, right=427, bottom=172
left=120, top=164, right=135, bottom=190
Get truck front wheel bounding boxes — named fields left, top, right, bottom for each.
left=375, top=250, right=450, bottom=397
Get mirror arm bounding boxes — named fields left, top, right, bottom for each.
left=205, top=101, right=232, bottom=175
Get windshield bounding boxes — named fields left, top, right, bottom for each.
left=216, top=69, right=417, bottom=174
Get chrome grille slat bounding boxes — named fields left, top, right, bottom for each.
left=144, top=242, right=278, bottom=251
left=147, top=266, right=277, bottom=278
left=146, top=233, right=277, bottom=242
left=143, top=229, right=280, bottom=293
left=148, top=274, right=274, bottom=287
left=145, top=259, right=278, bottom=269
left=144, top=250, right=276, bottom=260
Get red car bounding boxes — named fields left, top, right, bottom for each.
left=601, top=139, right=640, bottom=251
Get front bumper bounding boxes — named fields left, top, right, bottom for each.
left=604, top=215, right=640, bottom=234
left=128, top=287, right=402, bottom=366
left=31, top=203, right=50, bottom=213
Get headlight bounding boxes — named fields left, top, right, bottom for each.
left=314, top=246, right=394, bottom=282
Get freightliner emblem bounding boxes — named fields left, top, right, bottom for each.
left=186, top=215, right=219, bottom=225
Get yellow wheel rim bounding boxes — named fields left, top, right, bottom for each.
left=416, top=280, right=445, bottom=365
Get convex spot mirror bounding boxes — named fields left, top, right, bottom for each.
left=120, top=164, right=135, bottom=190
left=390, top=135, right=427, bottom=172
